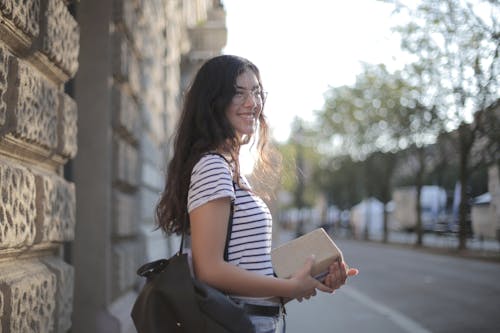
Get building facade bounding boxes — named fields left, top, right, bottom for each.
left=0, top=0, right=227, bottom=332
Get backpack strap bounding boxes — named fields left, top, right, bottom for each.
left=223, top=185, right=235, bottom=262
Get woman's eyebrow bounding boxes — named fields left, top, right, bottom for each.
left=234, top=84, right=260, bottom=91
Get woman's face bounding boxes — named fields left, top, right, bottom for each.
left=226, top=69, right=263, bottom=139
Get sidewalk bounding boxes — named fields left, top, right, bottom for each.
left=371, top=231, right=500, bottom=252
left=366, top=230, right=500, bottom=262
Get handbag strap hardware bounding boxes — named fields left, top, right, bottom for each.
left=136, top=258, right=170, bottom=278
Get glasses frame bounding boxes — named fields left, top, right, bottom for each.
left=232, top=86, right=268, bottom=106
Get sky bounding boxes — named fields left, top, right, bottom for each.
left=221, top=0, right=410, bottom=143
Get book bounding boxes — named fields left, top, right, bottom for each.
left=271, top=228, right=343, bottom=280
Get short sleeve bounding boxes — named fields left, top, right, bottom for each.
left=187, top=154, right=235, bottom=213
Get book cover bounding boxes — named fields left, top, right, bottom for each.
left=271, top=228, right=343, bottom=280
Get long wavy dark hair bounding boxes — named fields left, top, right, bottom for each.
left=156, top=55, right=275, bottom=234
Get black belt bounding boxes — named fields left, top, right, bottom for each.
left=243, top=303, right=281, bottom=317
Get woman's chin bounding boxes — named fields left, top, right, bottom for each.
left=237, top=132, right=254, bottom=144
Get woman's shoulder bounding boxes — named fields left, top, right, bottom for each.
left=188, top=153, right=236, bottom=212
left=192, top=152, right=233, bottom=176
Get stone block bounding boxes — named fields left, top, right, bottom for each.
left=41, top=0, right=79, bottom=77
left=35, top=171, right=76, bottom=243
left=140, top=102, right=151, bottom=132
left=113, top=0, right=138, bottom=37
left=139, top=187, right=159, bottom=221
left=113, top=190, right=137, bottom=237
left=112, top=241, right=139, bottom=297
left=149, top=109, right=166, bottom=146
left=188, top=7, right=227, bottom=53
left=114, top=137, right=139, bottom=188
left=0, top=42, right=8, bottom=127
left=40, top=257, right=74, bottom=333
left=0, top=159, right=36, bottom=249
left=0, top=0, right=40, bottom=39
left=0, top=260, right=56, bottom=332
left=128, top=46, right=141, bottom=97
left=140, top=133, right=163, bottom=167
left=111, top=31, right=141, bottom=97
left=112, top=31, right=129, bottom=82
left=14, top=60, right=58, bottom=150
left=136, top=1, right=165, bottom=65
left=133, top=23, right=147, bottom=60
left=144, top=81, right=164, bottom=113
left=141, top=162, right=162, bottom=190
left=57, top=93, right=77, bottom=158
left=140, top=224, right=171, bottom=260
left=111, top=85, right=140, bottom=142
left=132, top=4, right=151, bottom=60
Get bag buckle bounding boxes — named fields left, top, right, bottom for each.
left=136, top=259, right=169, bottom=278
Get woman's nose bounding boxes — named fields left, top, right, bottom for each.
left=243, top=92, right=258, bottom=107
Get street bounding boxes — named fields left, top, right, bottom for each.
left=282, top=237, right=500, bottom=333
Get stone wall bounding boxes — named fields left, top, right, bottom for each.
left=1, top=0, right=226, bottom=332
left=73, top=0, right=226, bottom=332
left=0, top=0, right=79, bottom=332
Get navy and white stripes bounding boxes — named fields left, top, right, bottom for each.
left=187, top=154, right=274, bottom=277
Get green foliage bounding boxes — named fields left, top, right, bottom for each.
left=276, top=141, right=298, bottom=193
left=391, top=0, right=499, bottom=249
left=392, top=0, right=499, bottom=123
left=312, top=155, right=365, bottom=209
left=278, top=0, right=499, bottom=229
left=364, top=151, right=399, bottom=203
left=316, top=63, right=441, bottom=161
left=276, top=118, right=324, bottom=208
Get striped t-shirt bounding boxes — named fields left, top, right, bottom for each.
left=187, top=153, right=274, bottom=277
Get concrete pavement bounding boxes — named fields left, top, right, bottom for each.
left=285, top=286, right=431, bottom=333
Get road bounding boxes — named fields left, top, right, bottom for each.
left=281, top=238, right=500, bottom=333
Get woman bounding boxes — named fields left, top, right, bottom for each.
left=156, top=55, right=358, bottom=332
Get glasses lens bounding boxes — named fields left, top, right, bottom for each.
left=232, top=88, right=267, bottom=105
left=261, top=91, right=268, bottom=102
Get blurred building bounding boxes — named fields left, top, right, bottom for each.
left=489, top=165, right=500, bottom=239
left=392, top=186, right=447, bottom=232
left=471, top=165, right=500, bottom=240
left=350, top=197, right=385, bottom=238
left=0, top=1, right=226, bottom=332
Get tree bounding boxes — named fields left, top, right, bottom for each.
left=312, top=155, right=365, bottom=211
left=317, top=64, right=415, bottom=159
left=316, top=63, right=440, bottom=243
left=278, top=117, right=324, bottom=207
left=390, top=0, right=500, bottom=249
left=276, top=117, right=326, bottom=235
left=364, top=151, right=398, bottom=242
left=476, top=99, right=500, bottom=180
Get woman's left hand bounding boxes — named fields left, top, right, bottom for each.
left=323, top=261, right=359, bottom=291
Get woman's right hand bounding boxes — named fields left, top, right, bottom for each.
left=289, top=255, right=334, bottom=301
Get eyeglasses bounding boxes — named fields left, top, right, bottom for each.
left=232, top=87, right=268, bottom=106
